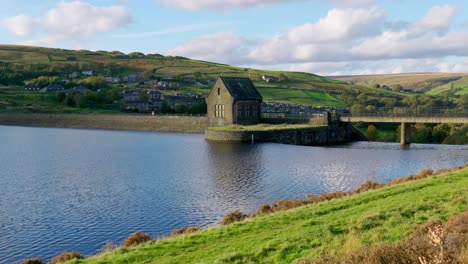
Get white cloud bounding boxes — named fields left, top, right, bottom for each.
left=43, top=1, right=131, bottom=38
left=160, top=0, right=304, bottom=11
left=287, top=7, right=385, bottom=43
left=408, top=5, right=458, bottom=36
left=1, top=1, right=131, bottom=45
left=161, top=0, right=374, bottom=11
left=351, top=5, right=467, bottom=60
left=166, top=31, right=248, bottom=64
left=326, top=0, right=375, bottom=8
left=1, top=15, right=38, bottom=37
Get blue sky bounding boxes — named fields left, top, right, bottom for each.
left=1, top=0, right=468, bottom=75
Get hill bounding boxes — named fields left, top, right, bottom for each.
left=331, top=73, right=468, bottom=93
left=0, top=45, right=365, bottom=107
left=63, top=166, right=468, bottom=264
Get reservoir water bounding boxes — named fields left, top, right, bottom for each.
left=0, top=125, right=466, bottom=263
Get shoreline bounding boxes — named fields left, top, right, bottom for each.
left=57, top=164, right=468, bottom=264
left=0, top=113, right=208, bottom=134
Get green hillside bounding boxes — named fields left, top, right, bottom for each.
left=427, top=76, right=468, bottom=96
left=65, top=167, right=468, bottom=264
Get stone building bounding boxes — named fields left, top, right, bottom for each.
left=207, top=77, right=262, bottom=126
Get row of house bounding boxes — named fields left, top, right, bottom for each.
left=24, top=84, right=90, bottom=93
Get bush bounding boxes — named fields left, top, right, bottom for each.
left=49, top=252, right=84, bottom=264
left=170, top=226, right=201, bottom=237
left=256, top=204, right=272, bottom=215
left=122, top=231, right=152, bottom=248
left=222, top=210, right=248, bottom=225
left=366, top=124, right=378, bottom=141
left=20, top=258, right=43, bottom=264
left=353, top=181, right=384, bottom=193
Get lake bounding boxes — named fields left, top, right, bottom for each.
left=0, top=125, right=466, bottom=263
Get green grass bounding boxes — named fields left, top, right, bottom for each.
left=257, top=87, right=345, bottom=107
left=69, top=167, right=468, bottom=264
left=427, top=76, right=468, bottom=96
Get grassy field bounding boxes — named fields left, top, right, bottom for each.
left=67, top=167, right=468, bottom=264
left=331, top=73, right=468, bottom=92
left=257, top=87, right=345, bottom=107
left=427, top=76, right=468, bottom=96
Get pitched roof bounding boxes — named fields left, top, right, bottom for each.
left=219, top=77, right=262, bottom=101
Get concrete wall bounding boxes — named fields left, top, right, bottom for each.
left=205, top=124, right=356, bottom=146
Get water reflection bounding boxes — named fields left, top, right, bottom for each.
left=206, top=142, right=265, bottom=210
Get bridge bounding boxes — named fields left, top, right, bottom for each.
left=338, top=107, right=468, bottom=147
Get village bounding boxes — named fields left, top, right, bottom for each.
left=20, top=70, right=336, bottom=115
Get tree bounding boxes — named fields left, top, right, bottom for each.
left=432, top=123, right=450, bottom=143
left=80, top=76, right=107, bottom=90
left=56, top=91, right=66, bottom=102
left=366, top=124, right=378, bottom=141
left=391, top=84, right=403, bottom=92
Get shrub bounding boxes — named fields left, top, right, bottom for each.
left=270, top=199, right=307, bottom=212
left=354, top=181, right=384, bottom=193
left=256, top=204, right=272, bottom=215
left=170, top=226, right=201, bottom=237
left=222, top=210, right=248, bottom=225
left=20, top=258, right=43, bottom=264
left=122, top=231, right=152, bottom=248
left=49, top=252, right=84, bottom=264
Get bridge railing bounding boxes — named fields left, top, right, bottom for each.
left=339, top=107, right=468, bottom=118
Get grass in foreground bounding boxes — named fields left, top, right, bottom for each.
left=67, top=166, right=467, bottom=264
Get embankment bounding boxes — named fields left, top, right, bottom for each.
left=68, top=166, right=468, bottom=264
left=0, top=114, right=208, bottom=133
left=205, top=124, right=361, bottom=145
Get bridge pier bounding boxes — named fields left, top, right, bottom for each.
left=400, top=123, right=411, bottom=148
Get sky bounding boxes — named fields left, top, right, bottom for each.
left=1, top=0, right=468, bottom=75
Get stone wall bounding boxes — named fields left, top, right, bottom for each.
left=205, top=124, right=356, bottom=146
left=0, top=114, right=208, bottom=133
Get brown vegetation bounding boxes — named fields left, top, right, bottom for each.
left=309, top=211, right=468, bottom=264
left=170, top=226, right=201, bottom=237
left=48, top=252, right=84, bottom=264
left=122, top=231, right=152, bottom=248
left=20, top=258, right=43, bottom=264
left=222, top=210, right=248, bottom=225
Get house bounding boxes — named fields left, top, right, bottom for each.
left=261, top=75, right=278, bottom=83
left=68, top=72, right=79, bottom=78
left=82, top=70, right=93, bottom=76
left=40, top=84, right=65, bottom=93
left=72, top=86, right=90, bottom=93
left=121, top=89, right=141, bottom=101
left=181, top=77, right=196, bottom=83
left=24, top=84, right=40, bottom=91
left=122, top=73, right=143, bottom=83
left=157, top=81, right=168, bottom=89
left=206, top=77, right=262, bottom=126
left=104, top=77, right=120, bottom=83
left=161, top=74, right=176, bottom=81
left=147, top=90, right=164, bottom=101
